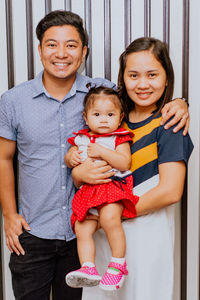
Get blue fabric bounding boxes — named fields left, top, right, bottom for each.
left=0, top=71, right=115, bottom=241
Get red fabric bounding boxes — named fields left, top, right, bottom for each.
left=71, top=175, right=139, bottom=229
left=67, top=127, right=134, bottom=146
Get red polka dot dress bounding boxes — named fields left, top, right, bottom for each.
left=68, top=128, right=139, bottom=229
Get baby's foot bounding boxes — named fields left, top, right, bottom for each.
left=66, top=265, right=101, bottom=288
left=99, top=261, right=128, bottom=291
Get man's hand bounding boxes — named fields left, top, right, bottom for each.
left=4, top=213, right=30, bottom=255
left=72, top=159, right=115, bottom=187
left=161, top=98, right=189, bottom=135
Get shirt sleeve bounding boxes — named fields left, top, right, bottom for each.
left=0, top=93, right=17, bottom=141
left=157, top=125, right=193, bottom=165
left=67, top=136, right=76, bottom=146
left=115, top=134, right=133, bottom=148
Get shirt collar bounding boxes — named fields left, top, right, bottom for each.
left=32, top=71, right=91, bottom=100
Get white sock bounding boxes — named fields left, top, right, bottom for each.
left=107, top=257, right=125, bottom=274
left=82, top=261, right=95, bottom=268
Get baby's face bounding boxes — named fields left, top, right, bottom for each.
left=84, top=95, right=123, bottom=135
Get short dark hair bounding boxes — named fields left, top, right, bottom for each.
left=118, top=37, right=174, bottom=118
left=36, top=10, right=88, bottom=49
left=83, top=86, right=124, bottom=113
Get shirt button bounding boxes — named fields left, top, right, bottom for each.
left=62, top=206, right=66, bottom=210
left=61, top=144, right=65, bottom=148
left=61, top=186, right=66, bottom=190
left=62, top=164, right=65, bottom=168
left=60, top=123, right=64, bottom=127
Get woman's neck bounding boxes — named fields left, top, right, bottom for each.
left=129, top=107, right=154, bottom=123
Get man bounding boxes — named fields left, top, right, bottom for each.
left=0, top=10, right=189, bottom=300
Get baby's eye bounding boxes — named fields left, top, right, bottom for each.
left=108, top=113, right=113, bottom=117
left=94, top=113, right=99, bottom=116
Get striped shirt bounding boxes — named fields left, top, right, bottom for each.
left=122, top=113, right=193, bottom=195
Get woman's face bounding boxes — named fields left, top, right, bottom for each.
left=123, top=50, right=167, bottom=113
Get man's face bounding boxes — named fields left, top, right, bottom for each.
left=38, top=25, right=87, bottom=83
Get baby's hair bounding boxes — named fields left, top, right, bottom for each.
left=83, top=86, right=124, bottom=114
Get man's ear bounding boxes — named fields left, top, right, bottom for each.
left=38, top=44, right=42, bottom=59
left=82, top=46, right=88, bottom=63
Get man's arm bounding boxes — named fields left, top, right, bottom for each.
left=161, top=98, right=189, bottom=135
left=0, top=137, right=30, bottom=255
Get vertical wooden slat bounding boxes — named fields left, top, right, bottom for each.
left=104, top=0, right=111, bottom=80
left=144, top=0, right=151, bottom=37
left=84, top=0, right=92, bottom=77
left=124, top=0, right=131, bottom=48
left=181, top=1, right=190, bottom=300
left=26, top=0, right=34, bottom=80
left=45, top=0, right=51, bottom=15
left=163, top=0, right=170, bottom=47
left=5, top=0, right=14, bottom=89
left=65, top=0, right=71, bottom=11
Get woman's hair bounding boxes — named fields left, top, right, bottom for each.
left=83, top=86, right=124, bottom=114
left=117, top=37, right=174, bottom=119
left=36, top=10, right=89, bottom=58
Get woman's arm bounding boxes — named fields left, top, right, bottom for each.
left=161, top=98, right=189, bottom=135
left=136, top=161, right=186, bottom=216
left=87, top=142, right=131, bottom=171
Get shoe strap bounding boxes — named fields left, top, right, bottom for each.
left=108, top=261, right=128, bottom=275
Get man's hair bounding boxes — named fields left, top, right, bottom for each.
left=118, top=37, right=174, bottom=118
left=36, top=10, right=88, bottom=50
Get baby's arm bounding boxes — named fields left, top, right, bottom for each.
left=64, top=146, right=82, bottom=168
left=87, top=142, right=131, bottom=171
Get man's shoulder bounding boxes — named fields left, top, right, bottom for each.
left=1, top=75, right=40, bottom=101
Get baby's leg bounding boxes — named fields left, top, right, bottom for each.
left=99, top=203, right=128, bottom=291
left=65, top=219, right=101, bottom=288
left=99, top=202, right=125, bottom=257
left=75, top=219, right=98, bottom=265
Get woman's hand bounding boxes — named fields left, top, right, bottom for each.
left=161, top=98, right=189, bottom=135
left=72, top=158, right=115, bottom=188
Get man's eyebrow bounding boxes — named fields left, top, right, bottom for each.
left=44, top=39, right=79, bottom=43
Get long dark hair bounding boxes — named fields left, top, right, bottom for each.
left=118, top=37, right=174, bottom=119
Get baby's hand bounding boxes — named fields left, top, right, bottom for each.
left=87, top=143, right=103, bottom=159
left=69, top=149, right=82, bottom=167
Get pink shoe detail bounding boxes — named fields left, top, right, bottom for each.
left=99, top=261, right=128, bottom=291
left=65, top=266, right=101, bottom=288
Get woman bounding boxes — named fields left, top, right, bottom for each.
left=72, top=38, right=193, bottom=300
